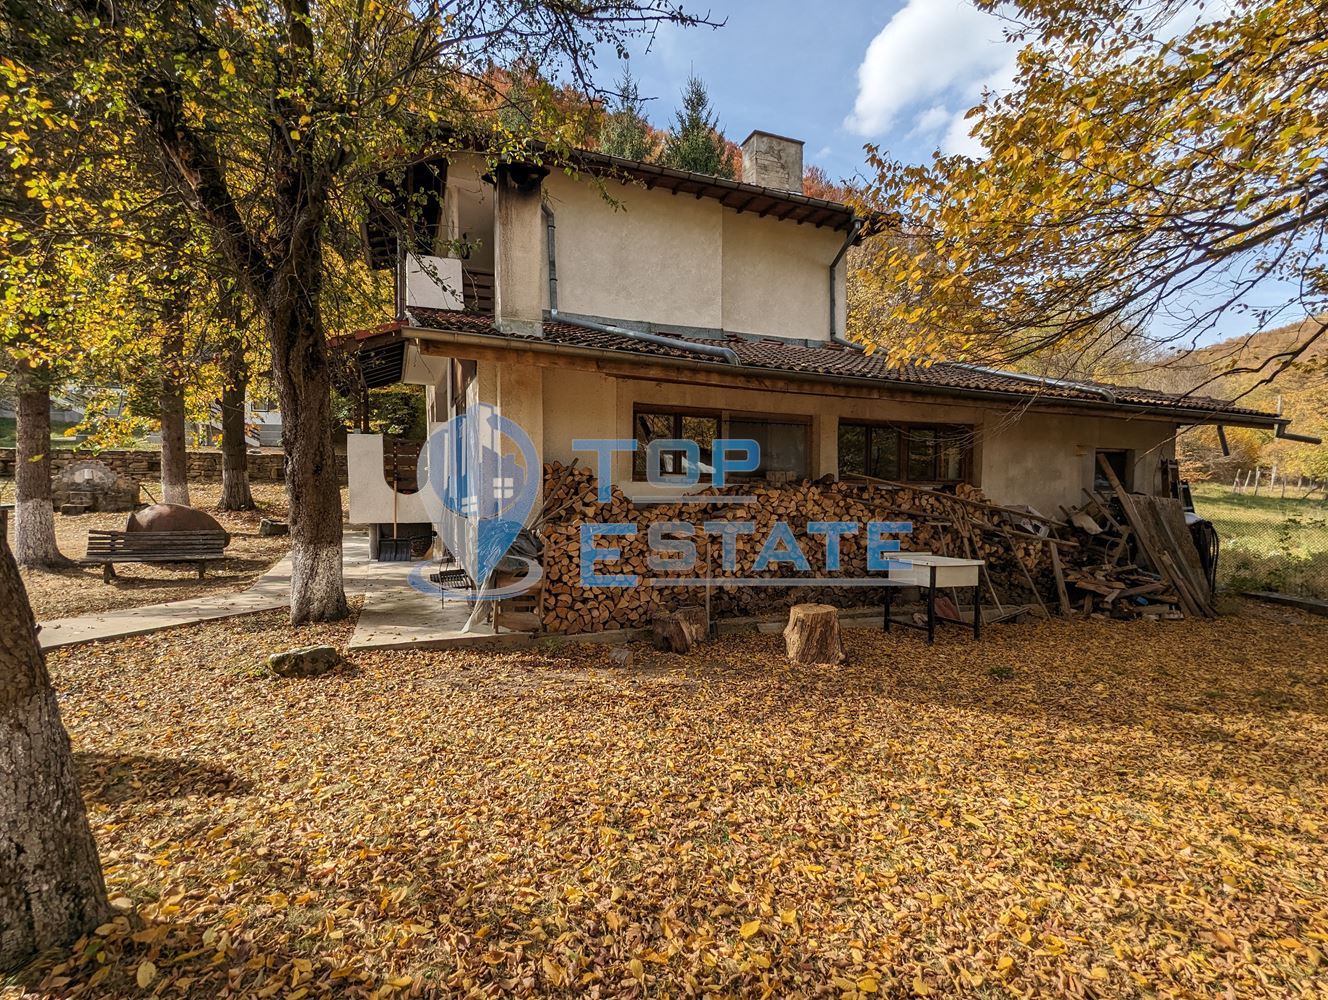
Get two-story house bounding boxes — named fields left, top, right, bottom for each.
left=347, top=131, right=1291, bottom=536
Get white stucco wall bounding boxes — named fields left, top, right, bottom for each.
left=533, top=368, right=1178, bottom=515
left=977, top=412, right=1177, bottom=514
left=720, top=209, right=846, bottom=339
left=537, top=169, right=844, bottom=340
left=347, top=433, right=431, bottom=525
left=542, top=170, right=723, bottom=330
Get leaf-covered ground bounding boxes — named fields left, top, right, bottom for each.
left=5, top=482, right=298, bottom=621
left=10, top=601, right=1328, bottom=998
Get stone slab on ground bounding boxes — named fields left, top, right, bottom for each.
left=1243, top=590, right=1328, bottom=617
left=38, top=533, right=370, bottom=650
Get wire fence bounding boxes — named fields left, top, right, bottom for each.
left=1191, top=481, right=1328, bottom=600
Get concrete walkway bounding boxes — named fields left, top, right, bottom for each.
left=38, top=533, right=371, bottom=651
left=347, top=558, right=533, bottom=651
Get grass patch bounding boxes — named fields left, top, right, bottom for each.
left=1192, top=481, right=1328, bottom=598
left=0, top=415, right=84, bottom=448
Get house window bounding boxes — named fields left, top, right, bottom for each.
left=1094, top=450, right=1132, bottom=491
left=632, top=408, right=721, bottom=480
left=631, top=408, right=812, bottom=482
left=838, top=421, right=972, bottom=484
left=727, top=417, right=810, bottom=479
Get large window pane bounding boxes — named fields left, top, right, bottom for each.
left=938, top=429, right=967, bottom=481
left=906, top=428, right=937, bottom=481
left=681, top=415, right=720, bottom=478
left=633, top=409, right=720, bottom=480
left=838, top=424, right=866, bottom=476
left=634, top=412, right=674, bottom=478
left=868, top=426, right=900, bottom=480
left=839, top=421, right=972, bottom=484
left=731, top=418, right=808, bottom=478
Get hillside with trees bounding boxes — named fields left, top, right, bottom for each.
left=1166, top=317, right=1328, bottom=482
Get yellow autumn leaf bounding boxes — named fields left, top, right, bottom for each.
left=740, top=919, right=762, bottom=939
left=541, top=956, right=563, bottom=986
left=136, top=960, right=156, bottom=988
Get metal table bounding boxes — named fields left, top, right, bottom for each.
left=881, top=554, right=985, bottom=644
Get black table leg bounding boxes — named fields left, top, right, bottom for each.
left=973, top=582, right=981, bottom=640
left=883, top=585, right=893, bottom=632
left=926, top=566, right=936, bottom=645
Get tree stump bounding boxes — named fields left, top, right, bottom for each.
left=651, top=605, right=709, bottom=654
left=783, top=604, right=844, bottom=665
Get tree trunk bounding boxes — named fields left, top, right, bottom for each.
left=159, top=316, right=191, bottom=507
left=783, top=604, right=845, bottom=665
left=651, top=605, right=709, bottom=653
left=130, top=18, right=345, bottom=622
left=268, top=240, right=348, bottom=625
left=218, top=317, right=254, bottom=511
left=0, top=541, right=108, bottom=970
left=13, top=361, right=70, bottom=569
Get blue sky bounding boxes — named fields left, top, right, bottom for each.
left=597, top=0, right=1287, bottom=347
left=604, top=0, right=1020, bottom=182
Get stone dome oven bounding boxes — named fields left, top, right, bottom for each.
left=51, top=459, right=141, bottom=514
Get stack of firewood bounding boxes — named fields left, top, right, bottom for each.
left=533, top=456, right=1217, bottom=634
left=536, top=463, right=1059, bottom=634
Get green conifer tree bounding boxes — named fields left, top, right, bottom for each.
left=661, top=74, right=734, bottom=178
left=598, top=69, right=655, bottom=161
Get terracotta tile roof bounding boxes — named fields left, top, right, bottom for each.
left=404, top=309, right=1278, bottom=423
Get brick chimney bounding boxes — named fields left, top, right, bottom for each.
left=741, top=131, right=804, bottom=193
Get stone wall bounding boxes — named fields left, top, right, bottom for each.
left=0, top=448, right=348, bottom=484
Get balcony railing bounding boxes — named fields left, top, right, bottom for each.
left=462, top=268, right=494, bottom=314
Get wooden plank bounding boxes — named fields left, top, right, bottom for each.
left=1159, top=551, right=1204, bottom=618
left=1000, top=526, right=1049, bottom=618
left=1143, top=496, right=1213, bottom=608
left=1242, top=591, right=1328, bottom=616
left=1047, top=540, right=1072, bottom=616
left=1137, top=497, right=1213, bottom=615
left=1093, top=455, right=1199, bottom=617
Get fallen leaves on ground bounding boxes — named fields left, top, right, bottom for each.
left=11, top=599, right=1328, bottom=998
left=7, top=481, right=311, bottom=620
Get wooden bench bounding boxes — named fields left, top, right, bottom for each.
left=82, top=529, right=230, bottom=583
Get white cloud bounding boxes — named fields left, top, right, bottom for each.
left=845, top=0, right=1018, bottom=157
left=940, top=109, right=987, bottom=159
left=910, top=105, right=952, bottom=137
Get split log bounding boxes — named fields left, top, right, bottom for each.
left=1047, top=540, right=1072, bottom=616
left=783, top=604, right=844, bottom=666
